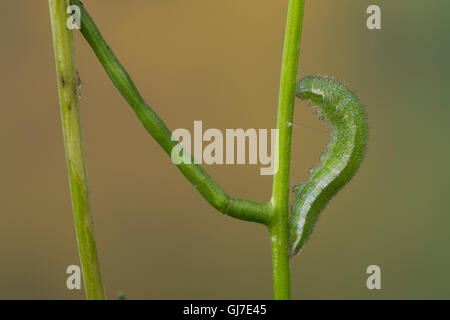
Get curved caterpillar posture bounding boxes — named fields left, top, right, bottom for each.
left=289, top=76, right=368, bottom=256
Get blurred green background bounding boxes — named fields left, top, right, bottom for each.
left=0, top=0, right=449, bottom=299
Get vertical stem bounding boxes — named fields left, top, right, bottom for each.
left=270, top=0, right=305, bottom=300
left=48, top=0, right=105, bottom=300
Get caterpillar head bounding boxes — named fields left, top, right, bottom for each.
left=295, top=75, right=316, bottom=101
left=296, top=76, right=341, bottom=117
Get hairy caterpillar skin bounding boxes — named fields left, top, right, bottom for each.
left=289, top=76, right=368, bottom=256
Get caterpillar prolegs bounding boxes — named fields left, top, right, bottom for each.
left=289, top=76, right=368, bottom=256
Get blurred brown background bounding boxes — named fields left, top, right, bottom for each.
left=0, top=0, right=449, bottom=299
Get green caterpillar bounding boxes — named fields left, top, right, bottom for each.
left=289, top=75, right=368, bottom=256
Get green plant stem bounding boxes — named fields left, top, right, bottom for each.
left=69, top=0, right=306, bottom=300
left=69, top=0, right=271, bottom=226
left=269, top=0, right=305, bottom=300
left=48, top=0, right=105, bottom=300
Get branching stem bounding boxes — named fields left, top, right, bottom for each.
left=63, top=0, right=306, bottom=300
left=269, top=0, right=305, bottom=300
left=69, top=0, right=272, bottom=226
